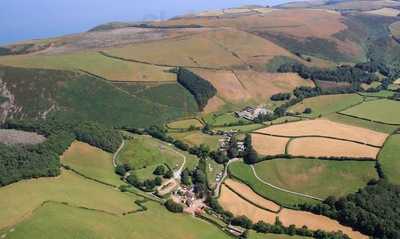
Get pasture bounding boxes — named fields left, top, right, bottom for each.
left=341, top=99, right=400, bottom=125
left=168, top=131, right=221, bottom=151
left=3, top=201, right=230, bottom=239
left=0, top=170, right=138, bottom=230
left=0, top=51, right=176, bottom=82
left=287, top=137, right=380, bottom=159
left=251, top=134, right=289, bottom=156
left=255, top=119, right=388, bottom=147
left=206, top=160, right=224, bottom=190
left=219, top=183, right=366, bottom=239
left=117, top=135, right=184, bottom=171
left=253, top=159, right=378, bottom=199
left=167, top=118, right=203, bottom=129
left=61, top=141, right=122, bottom=186
left=228, top=161, right=318, bottom=207
left=204, top=112, right=250, bottom=127
left=288, top=94, right=363, bottom=117
left=378, top=134, right=400, bottom=184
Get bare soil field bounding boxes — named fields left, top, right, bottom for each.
left=288, top=137, right=380, bottom=159
left=251, top=134, right=289, bottom=156
left=219, top=184, right=367, bottom=239
left=365, top=7, right=400, bottom=16
left=255, top=119, right=388, bottom=147
left=0, top=129, right=46, bottom=145
left=224, top=179, right=281, bottom=212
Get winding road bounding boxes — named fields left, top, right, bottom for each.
left=112, top=140, right=125, bottom=168
left=213, top=158, right=240, bottom=197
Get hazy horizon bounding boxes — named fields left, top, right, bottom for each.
left=0, top=0, right=295, bottom=45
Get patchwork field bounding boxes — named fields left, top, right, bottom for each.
left=0, top=170, right=138, bottom=229
left=0, top=129, right=46, bottom=145
left=1, top=201, right=230, bottom=239
left=0, top=51, right=176, bottom=82
left=251, top=134, right=289, bottom=156
left=62, top=141, right=122, bottom=186
left=255, top=119, right=388, bottom=146
left=378, top=134, right=400, bottom=184
left=167, top=118, right=203, bottom=129
left=288, top=94, right=363, bottom=117
left=253, top=159, right=378, bottom=199
left=287, top=137, right=380, bottom=159
left=168, top=131, right=221, bottom=151
left=219, top=183, right=367, bottom=239
left=228, top=161, right=318, bottom=207
left=341, top=99, right=400, bottom=125
left=117, top=135, right=184, bottom=171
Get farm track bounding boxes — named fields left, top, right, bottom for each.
left=250, top=164, right=323, bottom=201
left=214, top=158, right=240, bottom=197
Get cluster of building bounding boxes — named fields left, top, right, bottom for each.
left=235, top=106, right=272, bottom=121
left=217, top=129, right=245, bottom=153
left=172, top=185, right=206, bottom=215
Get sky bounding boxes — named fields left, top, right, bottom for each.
left=0, top=0, right=295, bottom=45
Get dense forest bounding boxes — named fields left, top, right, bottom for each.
left=0, top=118, right=123, bottom=186
left=300, top=180, right=400, bottom=239
left=177, top=68, right=217, bottom=110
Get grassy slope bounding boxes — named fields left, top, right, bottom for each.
left=0, top=51, right=176, bottom=82
left=167, top=118, right=203, bottom=129
left=2, top=201, right=230, bottom=239
left=341, top=99, right=400, bottom=125
left=61, top=141, right=122, bottom=186
left=206, top=160, right=224, bottom=190
left=254, top=159, right=378, bottom=199
left=378, top=134, right=400, bottom=184
left=0, top=66, right=198, bottom=128
left=228, top=161, right=318, bottom=208
left=289, top=94, right=363, bottom=118
left=0, top=170, right=138, bottom=229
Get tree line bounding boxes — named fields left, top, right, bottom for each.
left=0, top=118, right=123, bottom=186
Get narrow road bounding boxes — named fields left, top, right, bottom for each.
left=159, top=141, right=186, bottom=180
left=250, top=165, right=323, bottom=201
left=213, top=158, right=240, bottom=197
left=112, top=140, right=125, bottom=168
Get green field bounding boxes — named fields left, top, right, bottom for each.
left=204, top=112, right=251, bottom=126
left=117, top=135, right=184, bottom=171
left=0, top=51, right=176, bottom=82
left=378, top=134, right=400, bottom=184
left=0, top=170, right=138, bottom=229
left=169, top=131, right=221, bottom=151
left=62, top=141, right=122, bottom=186
left=0, top=66, right=198, bottom=128
left=341, top=99, right=400, bottom=125
left=206, top=160, right=224, bottom=190
left=228, top=161, right=318, bottom=208
left=359, top=90, right=395, bottom=98
left=289, top=94, right=363, bottom=117
left=167, top=118, right=203, bottom=129
left=1, top=201, right=230, bottom=239
left=249, top=231, right=311, bottom=239
left=253, top=158, right=378, bottom=199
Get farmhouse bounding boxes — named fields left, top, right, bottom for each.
left=235, top=106, right=272, bottom=121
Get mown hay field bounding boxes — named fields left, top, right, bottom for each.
left=0, top=51, right=176, bottom=82
left=228, top=161, right=318, bottom=207
left=2, top=201, right=230, bottom=239
left=117, top=135, right=184, bottom=171
left=167, top=118, right=203, bottom=129
left=219, top=184, right=367, bottom=239
left=251, top=134, right=289, bottom=156
left=341, top=99, right=400, bottom=125
left=0, top=170, right=138, bottom=230
left=378, top=134, right=400, bottom=184
left=253, top=158, right=378, bottom=199
left=168, top=131, right=221, bottom=151
left=287, top=137, right=380, bottom=159
left=288, top=94, right=363, bottom=117
left=255, top=119, right=388, bottom=146
left=62, top=141, right=122, bottom=186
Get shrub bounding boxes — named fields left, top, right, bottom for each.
left=165, top=199, right=183, bottom=213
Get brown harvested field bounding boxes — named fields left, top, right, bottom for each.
left=224, top=179, right=281, bottom=212
left=219, top=184, right=367, bottom=239
left=390, top=21, right=400, bottom=38
left=255, top=119, right=388, bottom=147
left=365, top=7, right=400, bottom=17
left=193, top=68, right=314, bottom=104
left=251, top=134, right=289, bottom=156
left=288, top=137, right=380, bottom=159
left=0, top=129, right=46, bottom=145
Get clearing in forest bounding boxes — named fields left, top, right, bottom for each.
left=0, top=129, right=46, bottom=145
